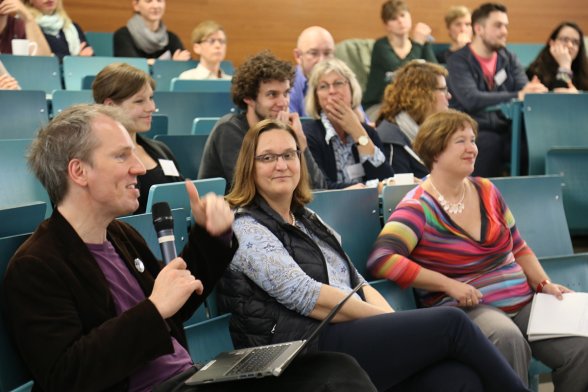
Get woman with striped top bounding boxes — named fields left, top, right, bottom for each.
left=367, top=109, right=588, bottom=391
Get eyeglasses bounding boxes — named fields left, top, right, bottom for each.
left=317, top=79, right=348, bottom=93
left=556, top=36, right=581, bottom=47
left=200, top=38, right=227, bottom=45
left=302, top=49, right=335, bottom=59
left=255, top=149, right=301, bottom=164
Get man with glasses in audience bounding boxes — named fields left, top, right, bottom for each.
left=290, top=26, right=336, bottom=117
left=199, top=51, right=326, bottom=192
left=446, top=2, right=547, bottom=177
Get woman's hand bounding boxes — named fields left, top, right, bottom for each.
left=0, top=74, right=21, bottom=90
left=550, top=41, right=572, bottom=70
left=542, top=282, right=572, bottom=300
left=324, top=97, right=364, bottom=139
left=79, top=42, right=94, bottom=57
left=446, top=280, right=483, bottom=307
left=412, top=22, right=432, bottom=45
left=172, top=49, right=192, bottom=61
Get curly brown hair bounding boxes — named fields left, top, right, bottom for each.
left=377, top=60, right=448, bottom=126
left=231, top=51, right=295, bottom=110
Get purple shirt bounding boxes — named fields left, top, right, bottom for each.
left=88, top=241, right=192, bottom=392
left=289, top=65, right=308, bottom=117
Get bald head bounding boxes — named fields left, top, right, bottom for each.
left=294, top=26, right=336, bottom=78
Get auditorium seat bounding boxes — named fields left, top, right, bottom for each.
left=62, top=56, right=149, bottom=90
left=153, top=135, right=208, bottom=179
left=0, top=91, right=48, bottom=139
left=0, top=54, right=62, bottom=94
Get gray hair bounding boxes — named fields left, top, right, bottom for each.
left=28, top=104, right=129, bottom=205
left=305, top=58, right=363, bottom=119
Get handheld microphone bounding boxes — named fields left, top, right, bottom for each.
left=152, top=202, right=177, bottom=264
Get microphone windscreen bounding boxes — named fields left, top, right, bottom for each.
left=152, top=202, right=174, bottom=231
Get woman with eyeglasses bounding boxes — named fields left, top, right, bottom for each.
left=114, top=0, right=190, bottom=64
left=217, top=118, right=531, bottom=392
left=303, top=58, right=393, bottom=189
left=178, top=20, right=231, bottom=80
left=527, top=22, right=588, bottom=92
left=376, top=60, right=450, bottom=178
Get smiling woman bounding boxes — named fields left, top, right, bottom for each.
left=24, top=0, right=93, bottom=59
left=92, top=62, right=184, bottom=214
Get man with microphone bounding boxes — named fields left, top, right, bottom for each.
left=2, top=104, right=375, bottom=391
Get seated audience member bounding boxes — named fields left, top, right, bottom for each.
left=290, top=26, right=335, bottom=116
left=178, top=20, right=231, bottom=80
left=447, top=2, right=547, bottom=177
left=0, top=59, right=20, bottom=89
left=24, top=0, right=93, bottom=60
left=198, top=50, right=326, bottom=192
left=93, top=63, right=183, bottom=214
left=304, top=58, right=393, bottom=189
left=114, top=0, right=190, bottom=64
left=218, top=118, right=531, bottom=392
left=367, top=109, right=588, bottom=389
left=0, top=0, right=51, bottom=55
left=527, top=21, right=588, bottom=92
left=376, top=61, right=449, bottom=178
left=436, top=5, right=472, bottom=64
left=363, top=0, right=437, bottom=120
left=1, top=104, right=377, bottom=392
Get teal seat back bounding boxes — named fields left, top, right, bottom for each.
left=506, top=43, right=543, bottom=68
left=0, top=233, right=33, bottom=392
left=62, top=56, right=149, bottom=90
left=192, top=117, right=219, bottom=136
left=170, top=79, right=231, bottom=93
left=144, top=114, right=168, bottom=139
left=0, top=54, right=62, bottom=94
left=117, top=208, right=189, bottom=260
left=84, top=32, right=114, bottom=57
left=370, top=279, right=417, bottom=311
left=0, top=140, right=52, bottom=217
left=546, top=147, right=588, bottom=235
left=51, top=90, right=94, bottom=115
left=145, top=178, right=226, bottom=215
left=153, top=135, right=208, bottom=180
left=153, top=91, right=235, bottom=135
left=541, top=254, right=588, bottom=293
left=523, top=93, right=588, bottom=174
left=0, top=91, right=48, bottom=139
left=151, top=60, right=198, bottom=91
left=491, top=175, right=573, bottom=258
left=185, top=314, right=233, bottom=364
left=381, top=184, right=418, bottom=222
left=308, top=187, right=381, bottom=277
left=0, top=203, right=46, bottom=237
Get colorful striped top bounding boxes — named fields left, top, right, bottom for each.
left=367, top=177, right=534, bottom=315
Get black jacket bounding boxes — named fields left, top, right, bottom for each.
left=217, top=197, right=365, bottom=350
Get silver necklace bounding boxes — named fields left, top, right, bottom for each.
left=289, top=211, right=297, bottom=226
left=429, top=180, right=466, bottom=214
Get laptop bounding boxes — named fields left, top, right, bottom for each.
left=185, top=282, right=366, bottom=386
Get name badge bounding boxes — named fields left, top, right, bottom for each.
left=159, top=159, right=180, bottom=177
left=494, top=69, right=507, bottom=87
left=345, top=163, right=365, bottom=180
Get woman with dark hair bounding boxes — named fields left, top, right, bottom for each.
left=93, top=62, right=183, bottom=214
left=527, top=22, right=588, bottom=91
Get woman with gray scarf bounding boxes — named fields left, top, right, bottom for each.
left=375, top=61, right=450, bottom=179
left=114, top=0, right=190, bottom=64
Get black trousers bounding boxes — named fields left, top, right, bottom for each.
left=319, top=307, right=530, bottom=392
left=153, top=351, right=377, bottom=392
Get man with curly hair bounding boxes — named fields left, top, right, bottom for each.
left=198, top=51, right=326, bottom=192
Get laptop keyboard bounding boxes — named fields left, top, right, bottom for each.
left=225, top=344, right=290, bottom=376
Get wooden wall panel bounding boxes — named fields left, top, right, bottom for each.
left=67, top=0, right=588, bottom=67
